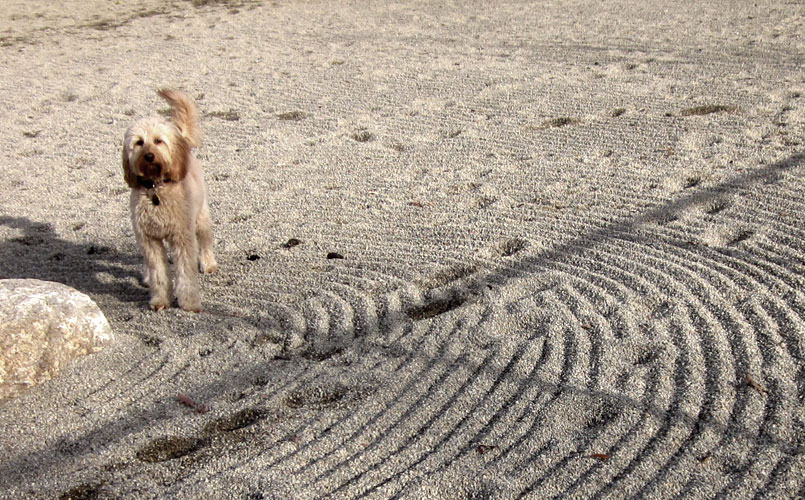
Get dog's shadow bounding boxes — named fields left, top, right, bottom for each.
left=0, top=215, right=145, bottom=306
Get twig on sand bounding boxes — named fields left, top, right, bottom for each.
left=177, top=393, right=209, bottom=414
left=475, top=444, right=498, bottom=455
left=745, top=374, right=767, bottom=395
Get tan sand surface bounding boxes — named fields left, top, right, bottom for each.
left=1, top=1, right=804, bottom=498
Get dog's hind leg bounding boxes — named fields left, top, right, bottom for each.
left=141, top=236, right=171, bottom=311
left=172, top=229, right=202, bottom=312
left=196, top=201, right=218, bottom=274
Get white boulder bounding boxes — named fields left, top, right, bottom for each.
left=0, top=279, right=113, bottom=402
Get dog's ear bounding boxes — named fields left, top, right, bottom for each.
left=122, top=146, right=138, bottom=188
left=165, top=134, right=190, bottom=182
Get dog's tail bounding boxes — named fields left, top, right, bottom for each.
left=158, top=88, right=202, bottom=148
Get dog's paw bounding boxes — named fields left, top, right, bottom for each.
left=150, top=291, right=170, bottom=311
left=177, top=295, right=202, bottom=313
left=150, top=301, right=169, bottom=312
left=180, top=303, right=202, bottom=313
left=199, top=253, right=218, bottom=274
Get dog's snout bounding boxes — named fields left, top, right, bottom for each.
left=144, top=152, right=155, bottom=163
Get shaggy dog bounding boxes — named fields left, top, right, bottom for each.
left=122, top=89, right=217, bottom=312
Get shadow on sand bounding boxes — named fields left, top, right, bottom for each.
left=0, top=215, right=144, bottom=305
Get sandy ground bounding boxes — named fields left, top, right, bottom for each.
left=1, top=0, right=804, bottom=498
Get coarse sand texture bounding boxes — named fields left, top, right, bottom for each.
left=0, top=1, right=804, bottom=499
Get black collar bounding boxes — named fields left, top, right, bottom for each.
left=136, top=177, right=173, bottom=189
left=136, top=177, right=173, bottom=206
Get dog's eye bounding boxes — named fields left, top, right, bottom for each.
left=154, top=138, right=163, bottom=145
left=135, top=139, right=144, bottom=146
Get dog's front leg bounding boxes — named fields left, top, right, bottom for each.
left=171, top=229, right=202, bottom=312
left=141, top=236, right=171, bottom=311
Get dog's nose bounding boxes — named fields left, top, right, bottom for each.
left=144, top=152, right=155, bottom=163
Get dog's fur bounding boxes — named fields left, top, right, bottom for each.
left=122, top=89, right=217, bottom=312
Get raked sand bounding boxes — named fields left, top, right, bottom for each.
left=1, top=1, right=804, bottom=498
